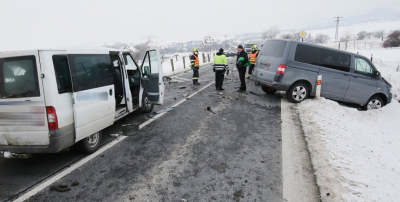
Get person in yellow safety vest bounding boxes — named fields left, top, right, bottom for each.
left=190, top=48, right=201, bottom=85
left=247, top=44, right=259, bottom=79
left=213, top=48, right=229, bottom=91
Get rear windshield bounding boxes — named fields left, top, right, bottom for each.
left=261, top=40, right=287, bottom=58
left=0, top=56, right=40, bottom=99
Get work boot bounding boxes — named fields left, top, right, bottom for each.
left=219, top=88, right=225, bottom=91
left=196, top=82, right=201, bottom=85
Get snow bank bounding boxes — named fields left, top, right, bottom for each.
left=298, top=98, right=400, bottom=201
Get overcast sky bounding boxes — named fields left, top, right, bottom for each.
left=1, top=0, right=400, bottom=51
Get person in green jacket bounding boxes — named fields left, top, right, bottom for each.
left=213, top=48, right=229, bottom=90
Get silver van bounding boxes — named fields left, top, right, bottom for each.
left=251, top=39, right=392, bottom=110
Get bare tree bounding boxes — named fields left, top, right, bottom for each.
left=305, top=34, right=314, bottom=43
left=262, top=25, right=281, bottom=40
left=201, top=35, right=214, bottom=54
left=340, top=29, right=353, bottom=50
left=365, top=32, right=373, bottom=39
left=132, top=43, right=150, bottom=62
left=357, top=31, right=367, bottom=40
left=281, top=33, right=293, bottom=39
left=383, top=30, right=400, bottom=48
left=314, top=34, right=330, bottom=44
left=373, top=30, right=385, bottom=38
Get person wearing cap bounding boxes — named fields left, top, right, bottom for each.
left=236, top=45, right=249, bottom=92
left=213, top=48, right=229, bottom=91
left=247, top=44, right=259, bottom=79
left=190, top=48, right=201, bottom=85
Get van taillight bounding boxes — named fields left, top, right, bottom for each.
left=46, top=106, right=58, bottom=130
left=276, top=64, right=286, bottom=74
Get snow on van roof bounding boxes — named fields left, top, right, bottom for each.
left=0, top=45, right=128, bottom=53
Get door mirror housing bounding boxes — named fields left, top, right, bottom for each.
left=374, top=71, right=381, bottom=78
left=143, top=66, right=150, bottom=76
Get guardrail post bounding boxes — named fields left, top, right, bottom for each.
left=183, top=57, right=186, bottom=69
left=170, top=59, right=174, bottom=72
left=315, top=75, right=322, bottom=99
left=176, top=55, right=178, bottom=61
left=202, top=53, right=206, bottom=63
left=207, top=53, right=210, bottom=62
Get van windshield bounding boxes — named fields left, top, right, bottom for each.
left=261, top=40, right=287, bottom=58
left=245, top=44, right=254, bottom=48
left=0, top=56, right=40, bottom=99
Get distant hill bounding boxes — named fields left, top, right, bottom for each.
left=304, top=8, right=400, bottom=30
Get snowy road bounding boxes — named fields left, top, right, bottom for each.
left=1, top=58, right=288, bottom=201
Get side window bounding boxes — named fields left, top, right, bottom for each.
left=52, top=55, right=72, bottom=94
left=354, top=57, right=374, bottom=77
left=67, top=54, right=114, bottom=92
left=294, top=44, right=320, bottom=65
left=149, top=51, right=159, bottom=74
left=123, top=53, right=138, bottom=70
left=0, top=56, right=40, bottom=98
left=320, top=50, right=350, bottom=72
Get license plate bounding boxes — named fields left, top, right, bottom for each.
left=261, top=64, right=270, bottom=70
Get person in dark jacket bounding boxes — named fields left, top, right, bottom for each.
left=213, top=48, right=229, bottom=91
left=236, top=45, right=249, bottom=92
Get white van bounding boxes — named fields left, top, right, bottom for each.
left=0, top=48, right=164, bottom=154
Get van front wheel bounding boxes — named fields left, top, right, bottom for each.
left=361, top=96, right=384, bottom=110
left=261, top=85, right=277, bottom=94
left=79, top=131, right=102, bottom=154
left=287, top=82, right=309, bottom=103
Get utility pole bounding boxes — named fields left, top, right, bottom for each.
left=334, top=16, right=343, bottom=43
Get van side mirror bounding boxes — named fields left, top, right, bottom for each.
left=374, top=71, right=381, bottom=78
left=143, top=66, right=150, bottom=76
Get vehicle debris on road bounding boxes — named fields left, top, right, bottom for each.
left=207, top=107, right=216, bottom=114
left=155, top=107, right=176, bottom=114
left=249, top=91, right=261, bottom=96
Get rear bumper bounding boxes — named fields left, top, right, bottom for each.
left=0, top=124, right=75, bottom=154
left=251, top=76, right=291, bottom=91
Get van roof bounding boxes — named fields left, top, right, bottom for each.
left=0, top=46, right=129, bottom=54
left=265, top=39, right=370, bottom=59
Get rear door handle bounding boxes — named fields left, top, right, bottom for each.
left=343, top=73, right=349, bottom=76
left=109, top=89, right=112, bottom=96
left=352, top=75, right=358, bottom=78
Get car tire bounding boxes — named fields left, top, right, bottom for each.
left=141, top=91, right=154, bottom=113
left=287, top=82, right=309, bottom=103
left=261, top=85, right=277, bottom=94
left=361, top=96, right=384, bottom=110
left=79, top=131, right=102, bottom=154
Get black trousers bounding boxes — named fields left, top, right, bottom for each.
left=237, top=66, right=247, bottom=90
left=215, top=70, right=225, bottom=89
left=193, top=69, right=199, bottom=84
left=248, top=64, right=255, bottom=76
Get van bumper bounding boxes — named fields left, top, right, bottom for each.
left=0, top=124, right=75, bottom=154
left=251, top=76, right=291, bottom=91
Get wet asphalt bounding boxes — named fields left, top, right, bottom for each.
left=1, top=57, right=283, bottom=202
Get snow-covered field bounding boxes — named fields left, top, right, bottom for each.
left=297, top=47, right=400, bottom=201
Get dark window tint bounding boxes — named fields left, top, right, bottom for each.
left=68, top=54, right=114, bottom=92
left=320, top=49, right=350, bottom=72
left=0, top=56, right=40, bottom=99
left=52, top=55, right=72, bottom=94
left=294, top=44, right=320, bottom=65
left=261, top=40, right=287, bottom=58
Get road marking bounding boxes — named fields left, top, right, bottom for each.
left=13, top=81, right=215, bottom=202
left=139, top=81, right=215, bottom=129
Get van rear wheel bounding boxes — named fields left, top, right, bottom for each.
left=261, top=85, right=277, bottom=94
left=79, top=131, right=102, bottom=154
left=287, top=82, right=309, bottom=103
